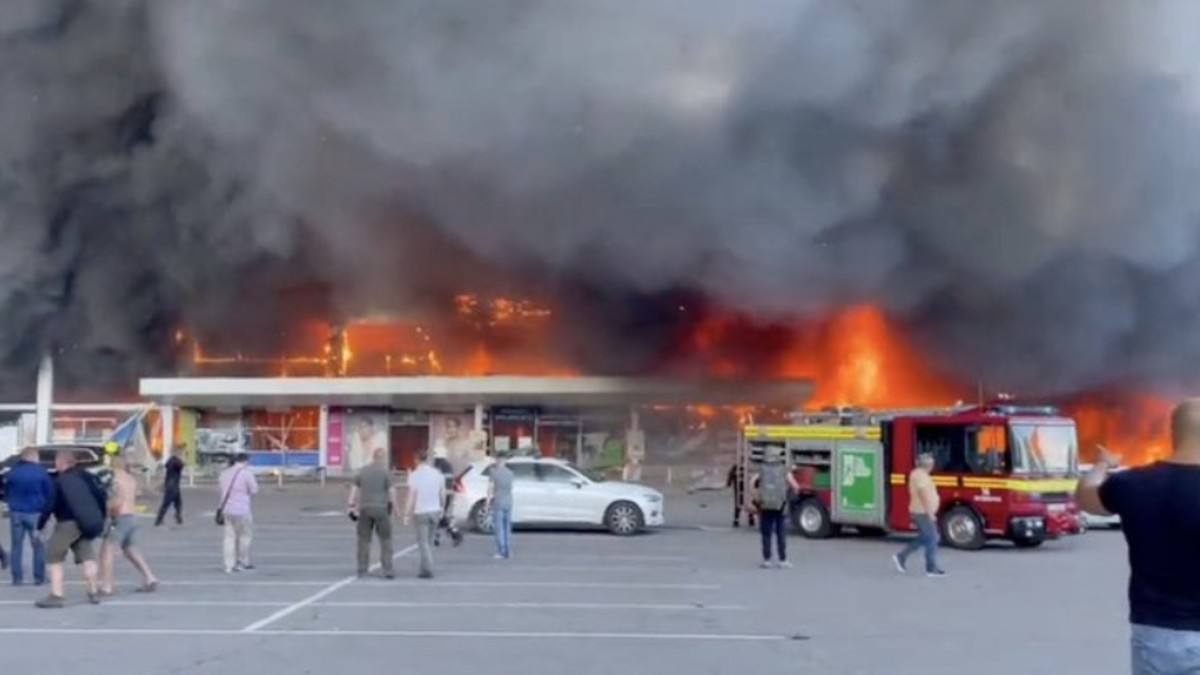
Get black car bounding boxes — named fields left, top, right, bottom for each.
left=0, top=444, right=114, bottom=504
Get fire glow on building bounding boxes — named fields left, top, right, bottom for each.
left=178, top=294, right=1170, bottom=467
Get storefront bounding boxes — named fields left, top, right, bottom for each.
left=138, top=376, right=812, bottom=475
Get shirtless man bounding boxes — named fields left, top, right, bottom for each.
left=99, top=456, right=158, bottom=595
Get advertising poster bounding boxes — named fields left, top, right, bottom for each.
left=326, top=408, right=344, bottom=469
left=431, top=413, right=476, bottom=472
left=342, top=409, right=389, bottom=473
left=195, top=413, right=247, bottom=467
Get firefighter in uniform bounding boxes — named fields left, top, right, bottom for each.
left=103, top=441, right=120, bottom=467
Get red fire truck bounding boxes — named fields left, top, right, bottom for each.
left=738, top=403, right=1084, bottom=549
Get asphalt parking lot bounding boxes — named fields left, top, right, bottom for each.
left=0, top=484, right=1131, bottom=675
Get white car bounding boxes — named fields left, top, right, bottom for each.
left=451, top=457, right=665, bottom=536
left=1078, top=464, right=1123, bottom=529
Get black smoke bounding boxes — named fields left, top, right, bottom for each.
left=2, top=0, right=1200, bottom=398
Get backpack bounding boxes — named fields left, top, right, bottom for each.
left=758, top=463, right=789, bottom=511
left=60, top=470, right=107, bottom=539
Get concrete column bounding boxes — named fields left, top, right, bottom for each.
left=160, top=405, right=175, bottom=466
left=35, top=354, right=53, bottom=445
left=473, top=403, right=484, bottom=430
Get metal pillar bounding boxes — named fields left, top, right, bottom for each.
left=35, top=354, right=53, bottom=445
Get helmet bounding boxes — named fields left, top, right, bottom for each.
left=103, top=441, right=120, bottom=456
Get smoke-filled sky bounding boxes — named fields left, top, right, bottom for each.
left=2, top=0, right=1200, bottom=398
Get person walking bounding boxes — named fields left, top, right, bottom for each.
left=36, top=450, right=108, bottom=608
left=155, top=445, right=185, bottom=527
left=217, top=453, right=258, bottom=574
left=99, top=455, right=158, bottom=595
left=431, top=449, right=463, bottom=548
left=348, top=448, right=400, bottom=579
left=403, top=449, right=445, bottom=579
left=754, top=446, right=799, bottom=569
left=726, top=462, right=755, bottom=528
left=4, top=447, right=52, bottom=585
left=487, top=453, right=515, bottom=559
left=1076, top=399, right=1200, bottom=673
left=892, top=452, right=946, bottom=578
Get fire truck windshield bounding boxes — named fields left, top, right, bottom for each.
left=1010, top=423, right=1078, bottom=475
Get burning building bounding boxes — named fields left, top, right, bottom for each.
left=0, top=2, right=1195, bottom=470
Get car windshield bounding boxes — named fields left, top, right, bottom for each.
left=1011, top=423, right=1078, bottom=475
left=576, top=466, right=606, bottom=482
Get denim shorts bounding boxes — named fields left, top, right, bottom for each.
left=1132, top=624, right=1200, bottom=674
left=105, top=515, right=139, bottom=549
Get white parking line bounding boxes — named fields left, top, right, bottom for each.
left=0, top=600, right=290, bottom=607
left=139, top=557, right=686, bottom=566
left=0, top=628, right=783, bottom=641
left=316, top=601, right=746, bottom=611
left=374, top=581, right=720, bottom=589
left=67, top=580, right=336, bottom=586
left=0, top=600, right=745, bottom=610
left=240, top=544, right=418, bottom=632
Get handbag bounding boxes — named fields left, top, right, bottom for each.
left=215, top=468, right=244, bottom=526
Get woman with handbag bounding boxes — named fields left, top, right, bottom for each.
left=216, top=454, right=258, bottom=573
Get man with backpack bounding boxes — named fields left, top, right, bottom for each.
left=753, top=446, right=799, bottom=569
left=36, top=450, right=109, bottom=607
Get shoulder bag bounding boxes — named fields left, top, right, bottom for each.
left=215, top=468, right=244, bottom=526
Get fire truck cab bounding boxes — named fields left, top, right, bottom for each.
left=739, top=403, right=1084, bottom=550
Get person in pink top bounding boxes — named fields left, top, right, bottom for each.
left=217, top=454, right=259, bottom=573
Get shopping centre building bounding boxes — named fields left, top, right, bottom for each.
left=0, top=360, right=811, bottom=478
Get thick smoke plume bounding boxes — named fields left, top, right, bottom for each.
left=2, top=0, right=1200, bottom=397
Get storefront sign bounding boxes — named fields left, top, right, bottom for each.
left=492, top=407, right=538, bottom=422
left=390, top=410, right=429, bottom=425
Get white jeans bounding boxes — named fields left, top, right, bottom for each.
left=223, top=515, right=253, bottom=571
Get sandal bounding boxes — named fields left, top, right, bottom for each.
left=136, top=581, right=158, bottom=593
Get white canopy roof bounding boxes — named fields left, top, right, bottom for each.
left=138, top=376, right=812, bottom=409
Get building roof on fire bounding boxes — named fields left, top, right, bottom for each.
left=138, top=376, right=812, bottom=409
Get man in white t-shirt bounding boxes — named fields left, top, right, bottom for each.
left=403, top=449, right=446, bottom=579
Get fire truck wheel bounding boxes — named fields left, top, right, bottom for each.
left=793, top=498, right=833, bottom=539
left=470, top=500, right=494, bottom=535
left=940, top=506, right=985, bottom=550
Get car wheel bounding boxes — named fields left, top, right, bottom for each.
left=470, top=500, right=494, bottom=534
left=941, top=506, right=986, bottom=550
left=792, top=498, right=833, bottom=539
left=605, top=500, right=644, bottom=536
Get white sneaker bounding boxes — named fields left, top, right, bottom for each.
left=892, top=555, right=907, bottom=573
left=778, top=560, right=793, bottom=569
left=760, top=560, right=775, bottom=569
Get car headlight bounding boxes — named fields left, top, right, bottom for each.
left=642, top=493, right=663, bottom=504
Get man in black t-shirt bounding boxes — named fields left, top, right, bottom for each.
left=155, top=446, right=185, bottom=527
left=1076, top=400, right=1200, bottom=674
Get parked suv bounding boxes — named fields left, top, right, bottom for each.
left=0, top=444, right=114, bottom=504
left=452, top=457, right=665, bottom=536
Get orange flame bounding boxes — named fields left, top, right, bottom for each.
left=181, top=298, right=1180, bottom=466
left=1065, top=395, right=1172, bottom=467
